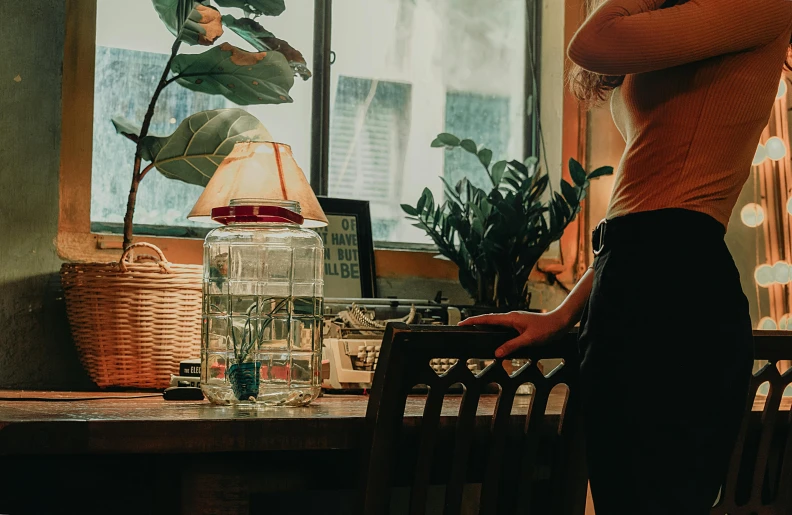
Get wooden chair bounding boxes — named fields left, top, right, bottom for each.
left=358, top=323, right=586, bottom=515
left=712, top=332, right=792, bottom=514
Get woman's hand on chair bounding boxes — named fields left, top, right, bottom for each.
left=458, top=309, right=572, bottom=358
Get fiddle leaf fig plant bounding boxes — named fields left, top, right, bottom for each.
left=117, top=0, right=309, bottom=249
left=403, top=133, right=613, bottom=309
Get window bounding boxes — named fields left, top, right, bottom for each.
left=328, top=0, right=532, bottom=244
left=85, top=0, right=538, bottom=246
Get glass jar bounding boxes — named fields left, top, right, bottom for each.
left=201, top=199, right=324, bottom=406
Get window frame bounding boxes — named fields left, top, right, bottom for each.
left=58, top=0, right=588, bottom=288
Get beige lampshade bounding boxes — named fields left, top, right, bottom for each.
left=188, top=141, right=328, bottom=227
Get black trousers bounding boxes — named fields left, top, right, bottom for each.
left=578, top=209, right=754, bottom=515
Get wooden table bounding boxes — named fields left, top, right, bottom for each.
left=0, top=390, right=565, bottom=515
left=0, top=391, right=569, bottom=454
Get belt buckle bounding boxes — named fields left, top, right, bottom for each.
left=592, top=219, right=607, bottom=256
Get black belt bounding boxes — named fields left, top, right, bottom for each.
left=591, top=209, right=725, bottom=256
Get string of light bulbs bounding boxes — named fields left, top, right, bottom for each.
left=743, top=77, right=792, bottom=330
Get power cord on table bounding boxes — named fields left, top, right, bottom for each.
left=0, top=394, right=162, bottom=402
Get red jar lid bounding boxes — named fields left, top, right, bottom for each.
left=211, top=205, right=305, bottom=226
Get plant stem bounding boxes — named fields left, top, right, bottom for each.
left=138, top=163, right=156, bottom=181
left=122, top=40, right=182, bottom=250
left=484, top=164, right=498, bottom=189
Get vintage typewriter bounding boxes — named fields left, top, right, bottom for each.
left=322, top=298, right=514, bottom=392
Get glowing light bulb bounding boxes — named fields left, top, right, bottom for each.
left=766, top=137, right=787, bottom=161
left=773, top=261, right=790, bottom=284
left=741, top=203, right=765, bottom=227
left=755, top=264, right=774, bottom=287
left=778, top=80, right=788, bottom=100
left=753, top=144, right=768, bottom=166
left=758, top=317, right=778, bottom=330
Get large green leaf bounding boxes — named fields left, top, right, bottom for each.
left=569, top=158, right=587, bottom=187
left=152, top=1, right=223, bottom=46
left=213, top=0, right=285, bottom=16
left=171, top=43, right=295, bottom=105
left=587, top=165, right=614, bottom=180
left=401, top=204, right=419, bottom=216
left=490, top=160, right=507, bottom=186
left=222, top=15, right=311, bottom=80
left=152, top=0, right=195, bottom=36
left=459, top=139, right=478, bottom=155
left=139, top=108, right=272, bottom=186
left=560, top=180, right=579, bottom=207
left=478, top=148, right=493, bottom=169
left=433, top=133, right=460, bottom=148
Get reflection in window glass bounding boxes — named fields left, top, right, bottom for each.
left=444, top=92, right=511, bottom=192
left=329, top=0, right=528, bottom=243
left=91, top=47, right=228, bottom=233
left=329, top=77, right=412, bottom=240
left=90, top=0, right=314, bottom=235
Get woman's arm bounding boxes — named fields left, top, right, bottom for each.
left=459, top=268, right=595, bottom=357
left=568, top=0, right=792, bottom=76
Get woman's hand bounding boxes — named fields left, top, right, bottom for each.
left=458, top=309, right=573, bottom=358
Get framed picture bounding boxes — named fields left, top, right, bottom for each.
left=315, top=197, right=378, bottom=298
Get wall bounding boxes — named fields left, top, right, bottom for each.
left=0, top=1, right=93, bottom=388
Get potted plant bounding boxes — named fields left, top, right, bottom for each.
left=402, top=133, right=612, bottom=311
left=61, top=0, right=310, bottom=389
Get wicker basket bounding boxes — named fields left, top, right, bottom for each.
left=61, top=243, right=203, bottom=389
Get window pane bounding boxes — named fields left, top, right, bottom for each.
left=91, top=1, right=314, bottom=235
left=444, top=92, right=512, bottom=192
left=329, top=0, right=529, bottom=244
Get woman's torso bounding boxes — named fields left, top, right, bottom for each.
left=608, top=26, right=792, bottom=227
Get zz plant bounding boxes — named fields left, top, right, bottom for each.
left=402, top=133, right=613, bottom=309
left=113, top=0, right=309, bottom=249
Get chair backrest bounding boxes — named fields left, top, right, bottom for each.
left=712, top=332, right=792, bottom=514
left=358, top=324, right=586, bottom=515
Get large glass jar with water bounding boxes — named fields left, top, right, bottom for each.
left=201, top=199, right=323, bottom=406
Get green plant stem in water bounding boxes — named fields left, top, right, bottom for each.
left=230, top=298, right=289, bottom=364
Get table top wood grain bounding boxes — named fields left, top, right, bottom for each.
left=0, top=390, right=783, bottom=456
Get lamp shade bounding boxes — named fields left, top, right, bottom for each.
left=188, top=141, right=328, bottom=227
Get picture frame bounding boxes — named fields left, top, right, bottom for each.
left=315, top=197, right=378, bottom=298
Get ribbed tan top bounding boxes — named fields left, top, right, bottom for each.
left=568, top=0, right=792, bottom=228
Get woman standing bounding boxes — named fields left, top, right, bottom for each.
left=461, top=0, right=792, bottom=513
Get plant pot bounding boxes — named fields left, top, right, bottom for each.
left=60, top=243, right=202, bottom=389
left=228, top=362, right=262, bottom=400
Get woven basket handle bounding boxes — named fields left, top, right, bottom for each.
left=119, top=242, right=172, bottom=274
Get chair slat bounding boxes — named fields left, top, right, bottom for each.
left=749, top=365, right=784, bottom=503
left=408, top=381, right=446, bottom=515
left=443, top=371, right=483, bottom=515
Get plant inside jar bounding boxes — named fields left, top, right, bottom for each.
left=228, top=298, right=289, bottom=401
